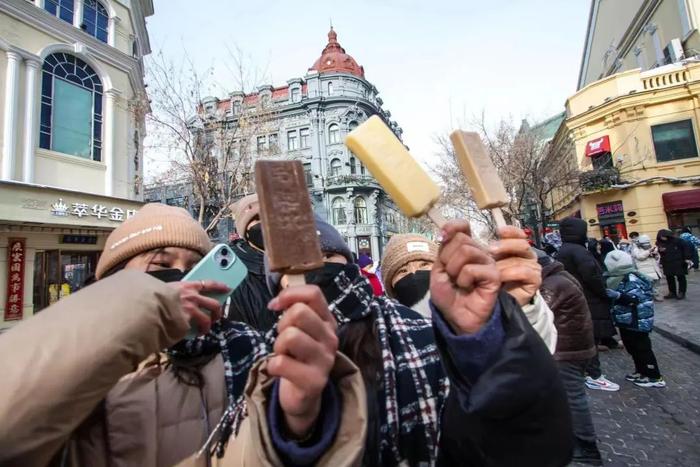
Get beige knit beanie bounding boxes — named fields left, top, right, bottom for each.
left=232, top=194, right=260, bottom=236
left=381, top=234, right=438, bottom=298
left=96, top=203, right=212, bottom=279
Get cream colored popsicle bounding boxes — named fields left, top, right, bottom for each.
left=449, top=130, right=509, bottom=228
left=345, top=115, right=445, bottom=226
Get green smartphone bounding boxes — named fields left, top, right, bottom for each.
left=182, top=244, right=248, bottom=338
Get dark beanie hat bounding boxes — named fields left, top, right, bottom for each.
left=265, top=216, right=353, bottom=294
left=315, top=216, right=354, bottom=264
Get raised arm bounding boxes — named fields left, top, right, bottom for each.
left=0, top=270, right=189, bottom=465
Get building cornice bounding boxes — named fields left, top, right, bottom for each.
left=566, top=82, right=696, bottom=132
left=1, top=0, right=146, bottom=93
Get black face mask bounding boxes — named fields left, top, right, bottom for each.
left=393, top=270, right=431, bottom=308
left=304, top=262, right=346, bottom=289
left=146, top=268, right=188, bottom=283
left=246, top=224, right=265, bottom=251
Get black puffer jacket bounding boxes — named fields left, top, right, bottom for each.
left=656, top=229, right=692, bottom=276
left=436, top=292, right=573, bottom=467
left=225, top=240, right=276, bottom=332
left=538, top=258, right=596, bottom=361
left=556, top=218, right=615, bottom=340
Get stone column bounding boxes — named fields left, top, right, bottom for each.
left=108, top=16, right=120, bottom=48
left=22, top=58, right=41, bottom=183
left=103, top=89, right=121, bottom=196
left=2, top=50, right=22, bottom=181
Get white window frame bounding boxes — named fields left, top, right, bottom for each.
left=300, top=128, right=310, bottom=148
left=328, top=124, right=340, bottom=144
left=287, top=130, right=298, bottom=151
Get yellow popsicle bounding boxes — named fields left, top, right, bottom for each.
left=449, top=130, right=508, bottom=227
left=345, top=116, right=443, bottom=224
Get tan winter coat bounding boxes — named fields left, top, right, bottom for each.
left=0, top=270, right=366, bottom=467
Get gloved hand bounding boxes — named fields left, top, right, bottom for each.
left=606, top=289, right=621, bottom=299
left=618, top=292, right=639, bottom=307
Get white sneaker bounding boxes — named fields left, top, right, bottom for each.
left=585, top=375, right=620, bottom=392
left=634, top=377, right=666, bottom=388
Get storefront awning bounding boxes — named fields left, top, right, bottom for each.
left=663, top=188, right=700, bottom=212
left=585, top=135, right=611, bottom=157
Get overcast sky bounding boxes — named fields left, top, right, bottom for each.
left=146, top=0, right=590, bottom=169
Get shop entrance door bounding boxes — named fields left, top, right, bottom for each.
left=357, top=236, right=372, bottom=258
left=33, top=250, right=99, bottom=312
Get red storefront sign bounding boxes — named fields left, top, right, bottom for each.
left=4, top=238, right=26, bottom=321
left=585, top=135, right=611, bottom=157
left=596, top=201, right=624, bottom=218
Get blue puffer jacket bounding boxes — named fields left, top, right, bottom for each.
left=610, top=272, right=654, bottom=332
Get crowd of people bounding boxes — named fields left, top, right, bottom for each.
left=1, top=195, right=696, bottom=466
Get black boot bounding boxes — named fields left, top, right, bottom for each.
left=572, top=438, right=603, bottom=465
left=677, top=292, right=686, bottom=299
left=664, top=293, right=678, bottom=299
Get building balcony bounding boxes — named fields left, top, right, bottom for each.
left=325, top=175, right=379, bottom=189
left=580, top=167, right=622, bottom=193
left=567, top=62, right=700, bottom=118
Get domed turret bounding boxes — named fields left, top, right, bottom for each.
left=309, top=27, right=365, bottom=78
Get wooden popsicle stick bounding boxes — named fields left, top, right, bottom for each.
left=491, top=207, right=507, bottom=229
left=427, top=206, right=447, bottom=229
left=287, top=274, right=306, bottom=287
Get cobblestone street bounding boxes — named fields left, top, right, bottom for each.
left=578, top=333, right=700, bottom=466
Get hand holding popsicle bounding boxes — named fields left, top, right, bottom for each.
left=256, top=159, right=335, bottom=437
left=488, top=226, right=542, bottom=306
left=430, top=220, right=501, bottom=334
left=268, top=285, right=338, bottom=438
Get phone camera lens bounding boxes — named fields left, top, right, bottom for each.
left=221, top=248, right=229, bottom=256
left=220, top=259, right=229, bottom=267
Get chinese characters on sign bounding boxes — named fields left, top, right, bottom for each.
left=50, top=198, right=136, bottom=222
left=596, top=201, right=625, bottom=219
left=4, top=238, right=25, bottom=321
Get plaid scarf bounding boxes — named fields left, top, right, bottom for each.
left=167, top=320, right=269, bottom=457
left=326, top=265, right=449, bottom=466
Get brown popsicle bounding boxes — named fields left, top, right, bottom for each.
left=449, top=130, right=509, bottom=228
left=254, top=160, right=323, bottom=286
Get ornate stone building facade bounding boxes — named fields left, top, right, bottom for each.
left=148, top=28, right=406, bottom=258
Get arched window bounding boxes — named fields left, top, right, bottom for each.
left=332, top=197, right=346, bottom=225
left=328, top=124, right=340, bottom=144
left=40, top=53, right=103, bottom=161
left=82, top=1, right=109, bottom=43
left=44, top=0, right=74, bottom=24
left=327, top=81, right=333, bottom=95
left=329, top=158, right=342, bottom=176
left=354, top=197, right=367, bottom=224
left=349, top=156, right=357, bottom=175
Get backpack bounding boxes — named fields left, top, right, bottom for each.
left=610, top=272, right=654, bottom=332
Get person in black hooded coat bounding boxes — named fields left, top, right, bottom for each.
left=558, top=219, right=615, bottom=341
left=557, top=218, right=620, bottom=391
left=656, top=229, right=692, bottom=299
